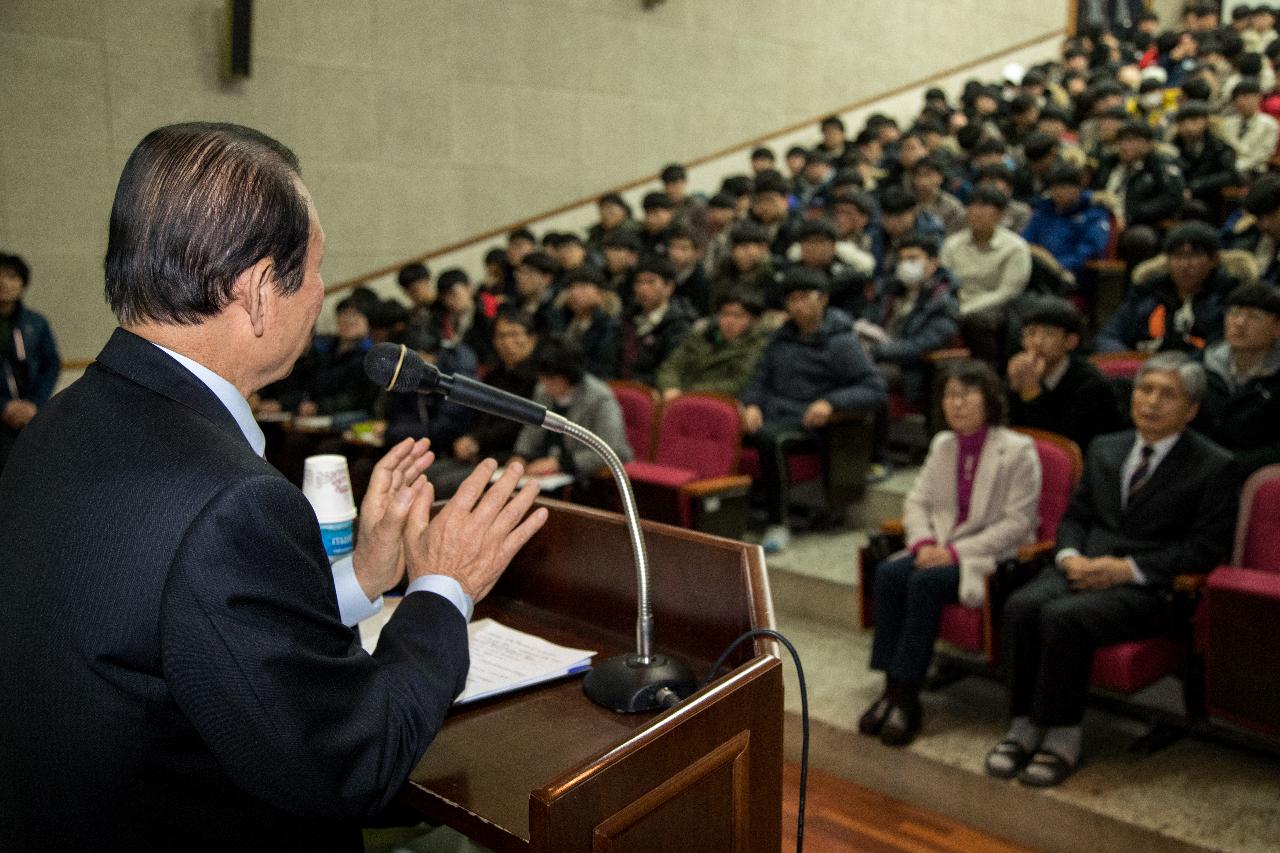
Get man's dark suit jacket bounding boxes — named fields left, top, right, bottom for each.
left=0, top=329, right=469, bottom=851
left=1056, top=429, right=1237, bottom=589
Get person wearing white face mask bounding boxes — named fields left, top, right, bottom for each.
left=855, top=233, right=961, bottom=409
left=1133, top=76, right=1174, bottom=132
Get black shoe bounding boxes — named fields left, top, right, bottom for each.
left=879, top=702, right=922, bottom=747
left=984, top=738, right=1034, bottom=780
left=857, top=697, right=893, bottom=736
left=1017, top=749, right=1080, bottom=788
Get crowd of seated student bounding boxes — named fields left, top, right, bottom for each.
left=1195, top=280, right=1280, bottom=476
left=1097, top=221, right=1238, bottom=352
left=617, top=257, right=695, bottom=385
left=856, top=233, right=960, bottom=409
left=1005, top=297, right=1124, bottom=452
left=854, top=0, right=1280, bottom=785
left=256, top=4, right=1280, bottom=565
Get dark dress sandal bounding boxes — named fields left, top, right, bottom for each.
left=879, top=702, right=922, bottom=746
left=1017, top=749, right=1080, bottom=788
left=984, top=738, right=1034, bottom=779
left=857, top=697, right=893, bottom=736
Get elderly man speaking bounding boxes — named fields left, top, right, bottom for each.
left=0, top=123, right=547, bottom=850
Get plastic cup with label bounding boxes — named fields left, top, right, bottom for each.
left=302, top=454, right=357, bottom=559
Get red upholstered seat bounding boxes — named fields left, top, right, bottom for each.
left=1092, top=471, right=1280, bottom=703
left=653, top=394, right=742, bottom=479
left=608, top=381, right=658, bottom=462
left=625, top=460, right=698, bottom=490
left=1203, top=466, right=1280, bottom=735
left=1208, top=565, right=1280, bottom=597
left=1090, top=352, right=1150, bottom=379
left=736, top=447, right=823, bottom=483
left=623, top=394, right=751, bottom=532
left=1237, top=471, right=1280, bottom=570
left=1091, top=636, right=1181, bottom=693
left=887, top=392, right=920, bottom=422
left=937, top=604, right=982, bottom=652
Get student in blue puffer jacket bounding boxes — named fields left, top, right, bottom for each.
left=1021, top=164, right=1112, bottom=282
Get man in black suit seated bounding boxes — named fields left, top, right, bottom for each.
left=0, top=122, right=548, bottom=850
left=985, top=352, right=1237, bottom=787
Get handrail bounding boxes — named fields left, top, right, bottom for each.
left=325, top=26, right=1066, bottom=296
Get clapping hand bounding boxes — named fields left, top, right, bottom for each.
left=404, top=459, right=548, bottom=602
left=352, top=437, right=435, bottom=600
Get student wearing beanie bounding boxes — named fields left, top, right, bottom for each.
left=1195, top=282, right=1280, bottom=476
left=1006, top=296, right=1123, bottom=452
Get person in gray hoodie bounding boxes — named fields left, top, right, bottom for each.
left=741, top=267, right=888, bottom=552
left=1196, top=282, right=1280, bottom=477
left=510, top=339, right=632, bottom=485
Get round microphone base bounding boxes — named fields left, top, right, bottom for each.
left=582, top=653, right=698, bottom=713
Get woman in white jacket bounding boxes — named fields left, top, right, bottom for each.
left=859, top=359, right=1040, bottom=746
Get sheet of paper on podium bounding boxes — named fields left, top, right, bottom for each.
left=455, top=618, right=595, bottom=705
left=359, top=603, right=594, bottom=704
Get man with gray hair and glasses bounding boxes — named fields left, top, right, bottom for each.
left=983, top=352, right=1238, bottom=788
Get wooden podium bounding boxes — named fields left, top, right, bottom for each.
left=396, top=498, right=783, bottom=852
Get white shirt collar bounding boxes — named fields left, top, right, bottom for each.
left=1043, top=356, right=1071, bottom=391
left=151, top=343, right=266, bottom=457
left=1125, top=430, right=1181, bottom=475
left=637, top=303, right=669, bottom=331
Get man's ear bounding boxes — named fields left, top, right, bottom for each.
left=233, top=258, right=275, bottom=338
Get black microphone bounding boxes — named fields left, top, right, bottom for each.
left=364, top=342, right=547, bottom=428
left=364, top=341, right=696, bottom=713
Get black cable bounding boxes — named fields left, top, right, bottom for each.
left=704, top=628, right=808, bottom=853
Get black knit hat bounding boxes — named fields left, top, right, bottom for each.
left=1228, top=282, right=1280, bottom=317
left=780, top=266, right=829, bottom=296
left=729, top=221, right=770, bottom=246
left=1021, top=295, right=1084, bottom=336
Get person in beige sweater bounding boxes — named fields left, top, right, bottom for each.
left=940, top=185, right=1032, bottom=364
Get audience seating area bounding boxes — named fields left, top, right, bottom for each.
left=10, top=6, right=1280, bottom=825
left=226, top=4, right=1280, bottom=764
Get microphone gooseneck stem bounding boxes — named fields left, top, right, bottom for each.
left=542, top=411, right=654, bottom=664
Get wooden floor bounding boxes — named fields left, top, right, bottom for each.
left=781, top=762, right=1033, bottom=853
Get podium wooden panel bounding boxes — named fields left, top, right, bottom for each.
left=396, top=498, right=782, bottom=852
